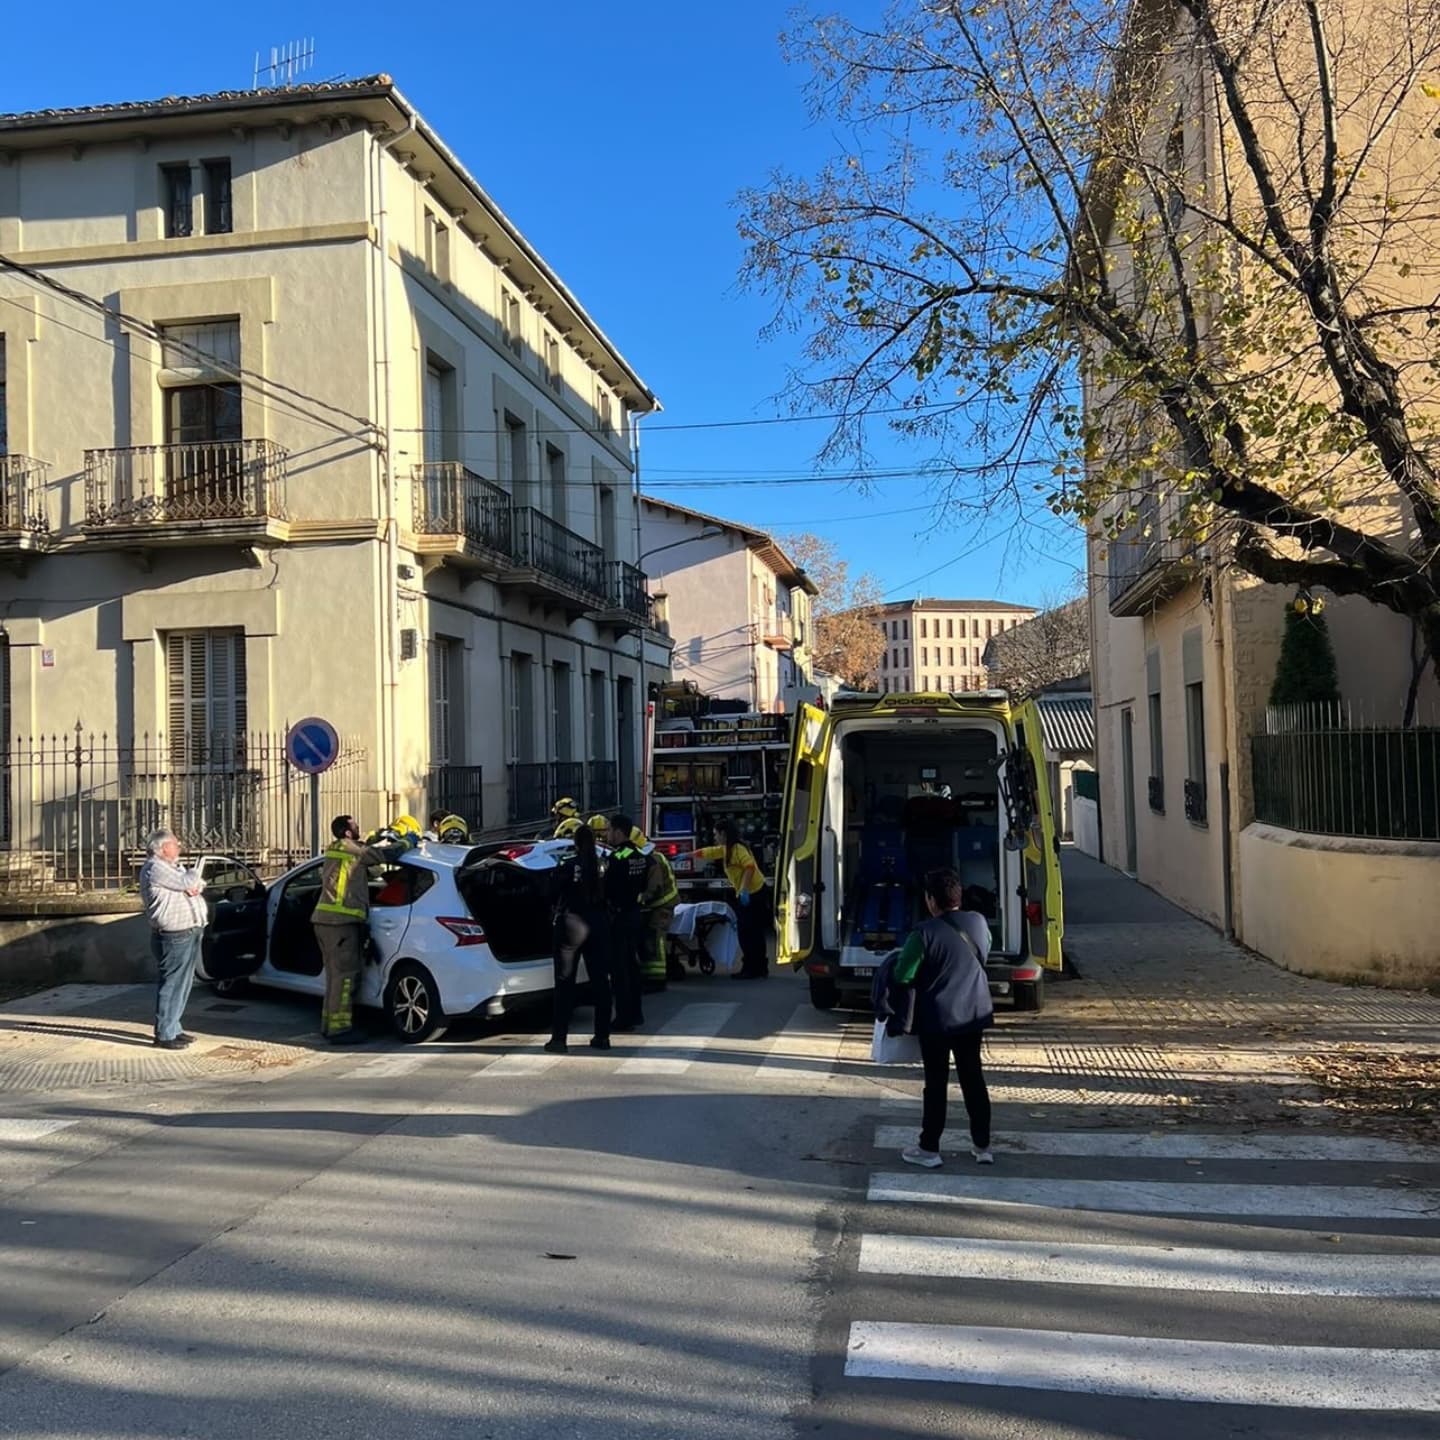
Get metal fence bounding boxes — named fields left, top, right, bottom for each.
left=425, top=764, right=484, bottom=829
left=1251, top=703, right=1440, bottom=842
left=0, top=727, right=368, bottom=895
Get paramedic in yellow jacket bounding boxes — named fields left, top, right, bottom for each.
left=637, top=831, right=678, bottom=991
left=312, top=814, right=389, bottom=1044
left=690, top=818, right=771, bottom=979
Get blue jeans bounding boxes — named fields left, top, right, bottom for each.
left=152, top=927, right=203, bottom=1042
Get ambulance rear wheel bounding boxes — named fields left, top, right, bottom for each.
left=1013, top=980, right=1044, bottom=1012
left=809, top=976, right=839, bottom=1011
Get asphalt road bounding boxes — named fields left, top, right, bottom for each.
left=2, top=974, right=1438, bottom=1438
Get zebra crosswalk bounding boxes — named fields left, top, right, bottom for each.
left=841, top=1114, right=1440, bottom=1417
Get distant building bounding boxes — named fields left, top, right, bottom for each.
left=871, top=599, right=1037, bottom=693
left=640, top=497, right=818, bottom=713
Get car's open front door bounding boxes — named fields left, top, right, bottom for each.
left=1011, top=701, right=1065, bottom=972
left=199, top=857, right=270, bottom=982
left=774, top=704, right=833, bottom=968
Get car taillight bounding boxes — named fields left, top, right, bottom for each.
left=1026, top=901, right=1043, bottom=924
left=498, top=844, right=534, bottom=860
left=437, top=916, right=487, bottom=946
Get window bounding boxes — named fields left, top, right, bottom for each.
left=509, top=654, right=536, bottom=763
left=503, top=413, right=529, bottom=504
left=881, top=651, right=888, bottom=671
left=1148, top=689, right=1165, bottom=813
left=1165, top=117, right=1186, bottom=230
left=919, top=618, right=927, bottom=638
left=920, top=646, right=928, bottom=665
left=589, top=669, right=608, bottom=760
left=1185, top=681, right=1207, bottom=824
left=891, top=620, right=899, bottom=640
left=891, top=648, right=898, bottom=668
left=165, top=629, right=246, bottom=762
left=948, top=675, right=956, bottom=691
left=902, top=620, right=909, bottom=640
left=162, top=164, right=192, bottom=238
left=599, top=484, right=617, bottom=557
left=554, top=662, right=574, bottom=761
left=429, top=637, right=461, bottom=765
left=903, top=647, right=909, bottom=666
left=543, top=332, right=562, bottom=393
left=501, top=288, right=523, bottom=357
left=596, top=387, right=615, bottom=436
left=985, top=618, right=993, bottom=639
left=424, top=210, right=451, bottom=282
left=546, top=445, right=566, bottom=524
left=946, top=618, right=954, bottom=638
left=972, top=619, right=981, bottom=638
left=202, top=159, right=232, bottom=235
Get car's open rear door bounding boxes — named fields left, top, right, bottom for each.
left=1011, top=700, right=1065, bottom=971
left=774, top=704, right=833, bottom=968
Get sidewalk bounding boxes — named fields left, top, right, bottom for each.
left=1043, top=848, right=1440, bottom=1137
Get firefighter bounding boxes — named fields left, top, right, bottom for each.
left=424, top=810, right=468, bottom=843
left=312, top=814, right=391, bottom=1044
left=637, top=833, right=678, bottom=992
left=551, top=796, right=583, bottom=839
left=603, top=813, right=649, bottom=1031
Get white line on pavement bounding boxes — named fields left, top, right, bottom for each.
left=617, top=1004, right=738, bottom=1075
left=858, top=1233, right=1440, bottom=1297
left=0, top=1119, right=80, bottom=1141
left=481, top=1049, right=565, bottom=1076
left=347, top=1053, right=433, bottom=1080
left=844, top=1322, right=1440, bottom=1409
left=871, top=1125, right=1436, bottom=1164
left=866, top=1172, right=1440, bottom=1220
left=752, top=1004, right=846, bottom=1081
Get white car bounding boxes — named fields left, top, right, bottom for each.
left=194, top=838, right=577, bottom=1042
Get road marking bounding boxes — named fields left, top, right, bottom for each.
left=867, top=1172, right=1440, bottom=1220
left=858, top=1233, right=1440, bottom=1297
left=347, top=1053, right=432, bottom=1080
left=844, top=1322, right=1440, bottom=1409
left=871, top=1125, right=1435, bottom=1164
left=617, top=1004, right=738, bottom=1075
left=0, top=1119, right=79, bottom=1141
left=0, top=984, right=149, bottom=1017
left=482, top=1049, right=565, bottom=1076
left=752, top=1004, right=846, bottom=1081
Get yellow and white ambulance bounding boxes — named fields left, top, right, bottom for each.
left=775, top=689, right=1064, bottom=1012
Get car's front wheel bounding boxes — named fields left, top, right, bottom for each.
left=384, top=962, right=446, bottom=1043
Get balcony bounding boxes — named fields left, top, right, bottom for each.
left=1148, top=774, right=1165, bottom=814
left=1107, top=492, right=1192, bottom=617
left=586, top=760, right=618, bottom=813
left=590, top=560, right=652, bottom=632
left=1184, top=778, right=1208, bottom=826
left=84, top=441, right=288, bottom=547
left=761, top=625, right=793, bottom=651
left=499, top=507, right=607, bottom=611
left=411, top=463, right=513, bottom=575
left=0, top=455, right=51, bottom=554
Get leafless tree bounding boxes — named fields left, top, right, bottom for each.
left=985, top=596, right=1092, bottom=696
left=781, top=532, right=887, bottom=684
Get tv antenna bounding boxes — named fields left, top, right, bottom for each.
left=254, top=39, right=316, bottom=90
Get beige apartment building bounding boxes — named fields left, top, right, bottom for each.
left=872, top=599, right=1036, bottom=694
left=1084, top=3, right=1440, bottom=985
left=639, top=497, right=818, bottom=713
left=0, top=76, right=670, bottom=868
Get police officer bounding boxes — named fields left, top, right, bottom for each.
left=312, top=815, right=389, bottom=1044
left=604, top=813, right=649, bottom=1031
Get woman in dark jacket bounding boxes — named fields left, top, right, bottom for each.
left=892, top=866, right=995, bottom=1168
left=546, top=825, right=612, bottom=1053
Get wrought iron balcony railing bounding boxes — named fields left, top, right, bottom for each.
left=511, top=507, right=606, bottom=600
left=605, top=560, right=650, bottom=618
left=1183, top=778, right=1208, bottom=826
left=1107, top=492, right=1189, bottom=615
left=412, top=463, right=512, bottom=557
left=0, top=455, right=50, bottom=535
left=84, top=440, right=288, bottom=528
left=1147, top=775, right=1165, bottom=814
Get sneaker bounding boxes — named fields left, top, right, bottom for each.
left=972, top=1147, right=995, bottom=1165
left=542, top=1039, right=568, bottom=1055
left=901, top=1146, right=943, bottom=1169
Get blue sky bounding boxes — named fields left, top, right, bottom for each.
left=3, top=0, right=1084, bottom=604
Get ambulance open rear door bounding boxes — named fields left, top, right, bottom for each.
left=774, top=703, right=833, bottom=968
left=1011, top=698, right=1065, bottom=973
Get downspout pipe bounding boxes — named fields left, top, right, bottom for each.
left=374, top=117, right=415, bottom=814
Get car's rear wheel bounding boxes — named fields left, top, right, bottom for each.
left=809, top=976, right=839, bottom=1011
left=1013, top=979, right=1044, bottom=1012
left=385, top=962, right=446, bottom=1043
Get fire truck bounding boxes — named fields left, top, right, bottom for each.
left=646, top=698, right=793, bottom=901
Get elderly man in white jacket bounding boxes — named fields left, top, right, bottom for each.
left=138, top=829, right=208, bottom=1050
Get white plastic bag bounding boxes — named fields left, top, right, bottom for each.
left=871, top=1020, right=922, bottom=1065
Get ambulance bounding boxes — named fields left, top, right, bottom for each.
left=775, top=690, right=1064, bottom=1012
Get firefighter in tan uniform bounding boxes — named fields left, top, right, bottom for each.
left=312, top=814, right=390, bottom=1044
left=636, top=830, right=678, bottom=991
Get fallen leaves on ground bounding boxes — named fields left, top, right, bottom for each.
left=1295, top=1049, right=1440, bottom=1137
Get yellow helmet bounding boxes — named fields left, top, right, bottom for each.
left=551, top=796, right=580, bottom=820
left=629, top=826, right=650, bottom=850
left=588, top=813, right=609, bottom=836
left=554, top=815, right=582, bottom=838
left=434, top=814, right=468, bottom=844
